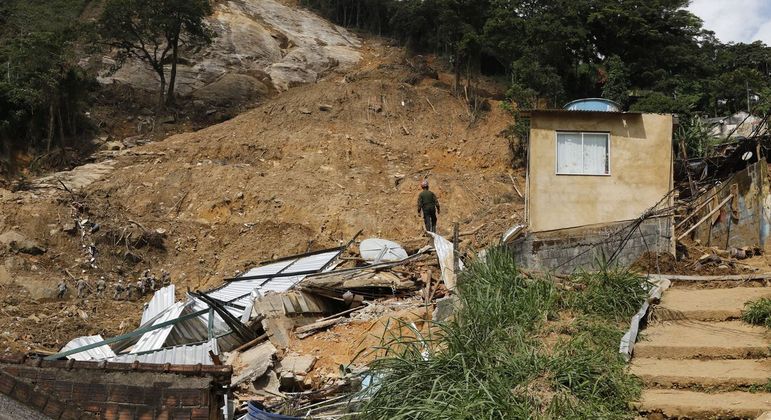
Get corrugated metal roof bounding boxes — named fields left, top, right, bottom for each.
left=131, top=302, right=185, bottom=353
left=524, top=108, right=645, bottom=115
left=61, top=335, right=116, bottom=361
left=112, top=339, right=219, bottom=365
left=141, top=285, right=176, bottom=326
left=204, top=249, right=342, bottom=317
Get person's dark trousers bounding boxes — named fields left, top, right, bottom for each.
left=423, top=209, right=437, bottom=233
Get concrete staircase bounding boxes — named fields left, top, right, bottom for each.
left=633, top=283, right=771, bottom=419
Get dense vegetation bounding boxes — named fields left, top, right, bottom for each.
left=0, top=0, right=95, bottom=167
left=360, top=249, right=650, bottom=418
left=302, top=0, right=771, bottom=114
left=0, top=0, right=214, bottom=176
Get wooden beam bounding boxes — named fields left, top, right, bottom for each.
left=676, top=195, right=732, bottom=241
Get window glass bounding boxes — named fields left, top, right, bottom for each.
left=582, top=133, right=609, bottom=174
left=556, top=132, right=609, bottom=175
left=556, top=133, right=582, bottom=174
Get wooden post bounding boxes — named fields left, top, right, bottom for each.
left=452, top=222, right=460, bottom=276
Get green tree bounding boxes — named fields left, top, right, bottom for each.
left=0, top=0, right=94, bottom=157
left=99, top=0, right=213, bottom=108
left=601, top=56, right=630, bottom=106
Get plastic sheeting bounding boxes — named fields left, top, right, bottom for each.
left=427, top=232, right=464, bottom=291
left=61, top=335, right=116, bottom=361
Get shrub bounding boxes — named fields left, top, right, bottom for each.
left=742, top=298, right=771, bottom=328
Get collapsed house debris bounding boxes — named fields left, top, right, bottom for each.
left=1, top=230, right=463, bottom=418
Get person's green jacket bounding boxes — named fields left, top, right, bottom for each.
left=417, top=190, right=440, bottom=214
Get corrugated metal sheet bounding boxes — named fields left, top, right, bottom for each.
left=131, top=301, right=185, bottom=353
left=61, top=335, right=116, bottom=361
left=112, top=339, right=219, bottom=365
left=141, top=285, right=176, bottom=326
left=204, top=250, right=342, bottom=317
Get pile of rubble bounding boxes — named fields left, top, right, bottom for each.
left=43, top=232, right=461, bottom=418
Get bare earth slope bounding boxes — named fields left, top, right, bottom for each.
left=0, top=41, right=520, bottom=353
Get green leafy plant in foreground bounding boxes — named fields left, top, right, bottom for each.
left=359, top=248, right=643, bottom=419
left=741, top=298, right=771, bottom=328
left=570, top=257, right=652, bottom=321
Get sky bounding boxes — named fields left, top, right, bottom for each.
left=687, top=0, right=771, bottom=45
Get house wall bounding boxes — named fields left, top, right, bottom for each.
left=691, top=161, right=768, bottom=249
left=510, top=217, right=671, bottom=274
left=0, top=355, right=231, bottom=419
left=528, top=112, right=673, bottom=232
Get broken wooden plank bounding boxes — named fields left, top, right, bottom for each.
left=459, top=224, right=485, bottom=237
left=647, top=273, right=771, bottom=281
left=295, top=318, right=345, bottom=339
left=508, top=173, right=523, bottom=198
left=231, top=333, right=268, bottom=354
left=314, top=305, right=366, bottom=323
left=676, top=195, right=732, bottom=241
left=675, top=193, right=719, bottom=229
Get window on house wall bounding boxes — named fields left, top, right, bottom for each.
left=556, top=132, right=610, bottom=175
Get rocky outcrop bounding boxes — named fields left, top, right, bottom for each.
left=0, top=231, right=46, bottom=256
left=98, top=0, right=361, bottom=102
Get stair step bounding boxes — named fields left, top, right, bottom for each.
left=631, top=358, right=771, bottom=389
left=634, top=321, right=770, bottom=359
left=639, top=389, right=771, bottom=419
left=653, top=287, right=771, bottom=322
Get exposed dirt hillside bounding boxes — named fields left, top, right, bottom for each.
left=0, top=39, right=521, bottom=353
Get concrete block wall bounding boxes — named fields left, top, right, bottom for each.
left=510, top=217, right=672, bottom=274
left=0, top=354, right=232, bottom=419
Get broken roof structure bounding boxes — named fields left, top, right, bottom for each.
left=49, top=245, right=348, bottom=365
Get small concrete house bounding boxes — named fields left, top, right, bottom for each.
left=512, top=99, right=675, bottom=272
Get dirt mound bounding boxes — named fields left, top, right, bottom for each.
left=0, top=39, right=521, bottom=353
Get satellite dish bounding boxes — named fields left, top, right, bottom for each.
left=742, top=151, right=753, bottom=161
left=359, top=238, right=408, bottom=264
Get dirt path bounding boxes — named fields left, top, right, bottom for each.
left=633, top=281, right=771, bottom=418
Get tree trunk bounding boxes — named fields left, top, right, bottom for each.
left=157, top=72, right=166, bottom=111
left=46, top=101, right=55, bottom=152
left=166, top=34, right=180, bottom=106
left=57, top=103, right=65, bottom=146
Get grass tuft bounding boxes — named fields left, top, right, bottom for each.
left=741, top=298, right=771, bottom=328
left=359, top=248, right=644, bottom=419
left=569, top=257, right=651, bottom=321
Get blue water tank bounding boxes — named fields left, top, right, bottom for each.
left=563, top=98, right=621, bottom=112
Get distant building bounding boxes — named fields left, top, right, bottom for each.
left=706, top=111, right=766, bottom=139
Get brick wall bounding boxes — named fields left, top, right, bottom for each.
left=510, top=217, right=672, bottom=274
left=0, top=354, right=232, bottom=419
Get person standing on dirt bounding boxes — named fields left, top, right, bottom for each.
left=417, top=180, right=440, bottom=233
left=76, top=278, right=88, bottom=298
left=56, top=279, right=68, bottom=299
left=113, top=279, right=125, bottom=300
left=96, top=277, right=106, bottom=298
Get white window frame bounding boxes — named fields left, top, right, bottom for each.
left=555, top=131, right=611, bottom=176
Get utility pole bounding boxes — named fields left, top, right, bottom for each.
left=747, top=81, right=751, bottom=114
